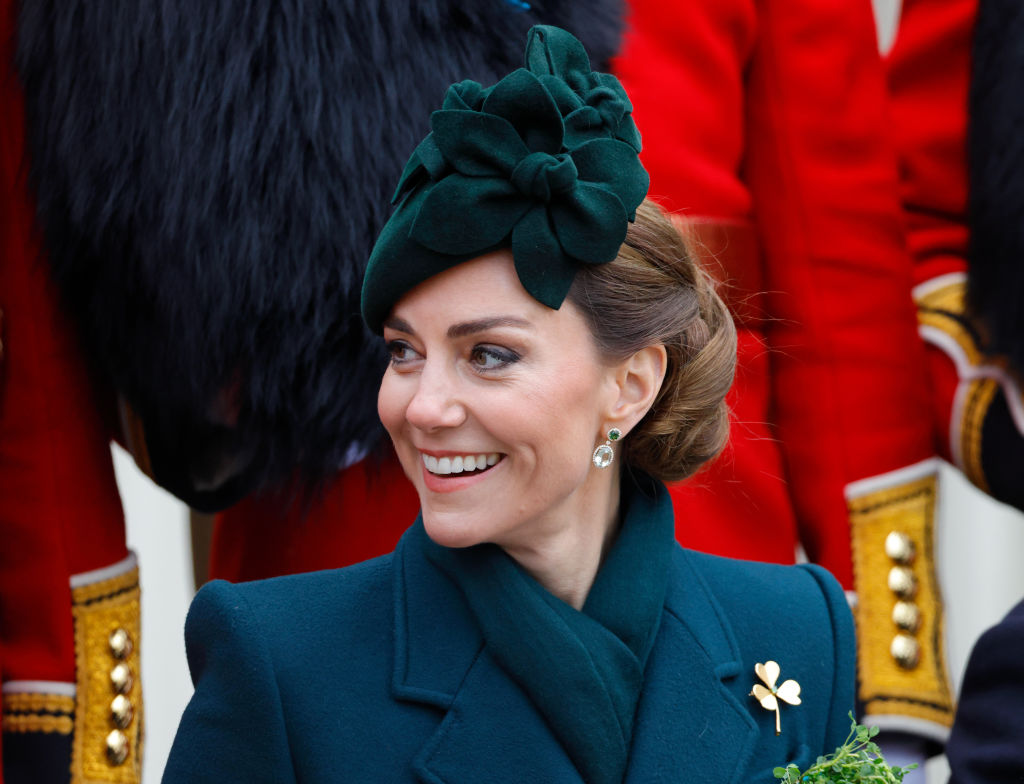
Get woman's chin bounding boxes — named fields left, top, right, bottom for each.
left=421, top=511, right=493, bottom=550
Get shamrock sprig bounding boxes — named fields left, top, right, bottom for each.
left=773, top=715, right=918, bottom=783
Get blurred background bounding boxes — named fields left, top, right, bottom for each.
left=120, top=1, right=1024, bottom=782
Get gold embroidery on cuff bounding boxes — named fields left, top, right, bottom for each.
left=70, top=566, right=144, bottom=784
left=2, top=693, right=75, bottom=736
left=2, top=714, right=75, bottom=735
left=849, top=474, right=954, bottom=728
left=915, top=278, right=985, bottom=367
left=3, top=693, right=76, bottom=715
left=70, top=568, right=140, bottom=606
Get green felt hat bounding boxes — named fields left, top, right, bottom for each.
left=361, top=25, right=649, bottom=333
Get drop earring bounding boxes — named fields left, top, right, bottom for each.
left=592, top=428, right=622, bottom=469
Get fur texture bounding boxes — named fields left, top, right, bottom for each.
left=15, top=0, right=624, bottom=507
left=968, top=0, right=1024, bottom=375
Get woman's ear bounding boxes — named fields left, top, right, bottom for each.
left=605, top=344, right=667, bottom=433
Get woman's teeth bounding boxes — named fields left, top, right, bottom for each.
left=422, top=453, right=500, bottom=475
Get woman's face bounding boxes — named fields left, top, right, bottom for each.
left=378, top=250, right=623, bottom=552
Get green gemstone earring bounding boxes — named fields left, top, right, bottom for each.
left=592, top=428, right=622, bottom=469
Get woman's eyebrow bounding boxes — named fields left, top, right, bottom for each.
left=382, top=316, right=415, bottom=334
left=447, top=316, right=531, bottom=339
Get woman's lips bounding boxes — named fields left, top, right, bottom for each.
left=419, top=452, right=505, bottom=493
left=421, top=452, right=501, bottom=476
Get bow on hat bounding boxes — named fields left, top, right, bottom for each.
left=525, top=26, right=642, bottom=153
left=361, top=25, right=649, bottom=332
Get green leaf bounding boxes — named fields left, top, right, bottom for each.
left=776, top=719, right=921, bottom=782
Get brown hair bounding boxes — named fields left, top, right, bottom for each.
left=566, top=199, right=737, bottom=482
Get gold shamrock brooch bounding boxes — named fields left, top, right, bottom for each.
left=750, top=661, right=801, bottom=735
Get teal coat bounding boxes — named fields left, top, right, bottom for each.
left=163, top=529, right=855, bottom=783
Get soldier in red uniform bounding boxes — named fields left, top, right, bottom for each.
left=618, top=0, right=1024, bottom=766
left=1, top=4, right=141, bottom=779
left=617, top=0, right=951, bottom=762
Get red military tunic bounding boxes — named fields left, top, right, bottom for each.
left=889, top=0, right=973, bottom=291
left=615, top=0, right=934, bottom=585
left=888, top=0, right=973, bottom=473
left=1, top=0, right=143, bottom=779
left=615, top=0, right=951, bottom=739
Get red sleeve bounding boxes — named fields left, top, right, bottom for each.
left=0, top=0, right=127, bottom=683
left=743, top=0, right=934, bottom=582
left=614, top=0, right=756, bottom=219
left=614, top=0, right=803, bottom=567
left=886, top=0, right=974, bottom=285
left=616, top=0, right=936, bottom=585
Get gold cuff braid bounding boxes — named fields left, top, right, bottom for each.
left=2, top=694, right=75, bottom=736
left=849, top=472, right=954, bottom=729
left=915, top=276, right=983, bottom=366
left=70, top=565, right=144, bottom=784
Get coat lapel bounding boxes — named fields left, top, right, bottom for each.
left=391, top=529, right=759, bottom=784
left=390, top=528, right=583, bottom=784
left=413, top=647, right=583, bottom=783
left=624, top=547, right=759, bottom=784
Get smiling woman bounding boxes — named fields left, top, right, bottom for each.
left=379, top=249, right=656, bottom=600
left=163, top=26, right=855, bottom=784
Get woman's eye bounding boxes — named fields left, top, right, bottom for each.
left=386, top=340, right=421, bottom=366
left=469, top=345, right=519, bottom=371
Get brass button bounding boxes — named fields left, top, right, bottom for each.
left=891, top=634, right=921, bottom=669
left=106, top=729, right=129, bottom=766
left=110, top=695, right=134, bottom=729
left=110, top=663, right=133, bottom=695
left=887, top=566, right=918, bottom=600
left=109, top=628, right=133, bottom=660
left=892, top=601, right=922, bottom=633
left=884, top=531, right=916, bottom=565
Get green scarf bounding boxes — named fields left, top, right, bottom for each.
left=417, top=471, right=674, bottom=784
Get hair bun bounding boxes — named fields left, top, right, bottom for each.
left=567, top=200, right=737, bottom=482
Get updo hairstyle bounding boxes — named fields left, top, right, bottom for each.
left=566, top=199, right=737, bottom=482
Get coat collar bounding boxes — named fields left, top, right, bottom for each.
left=391, top=529, right=758, bottom=784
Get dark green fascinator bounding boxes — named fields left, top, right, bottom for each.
left=361, top=25, right=649, bottom=332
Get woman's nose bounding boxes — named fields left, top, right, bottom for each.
left=404, top=361, right=467, bottom=431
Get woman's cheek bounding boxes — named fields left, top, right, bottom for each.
left=377, top=372, right=405, bottom=434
